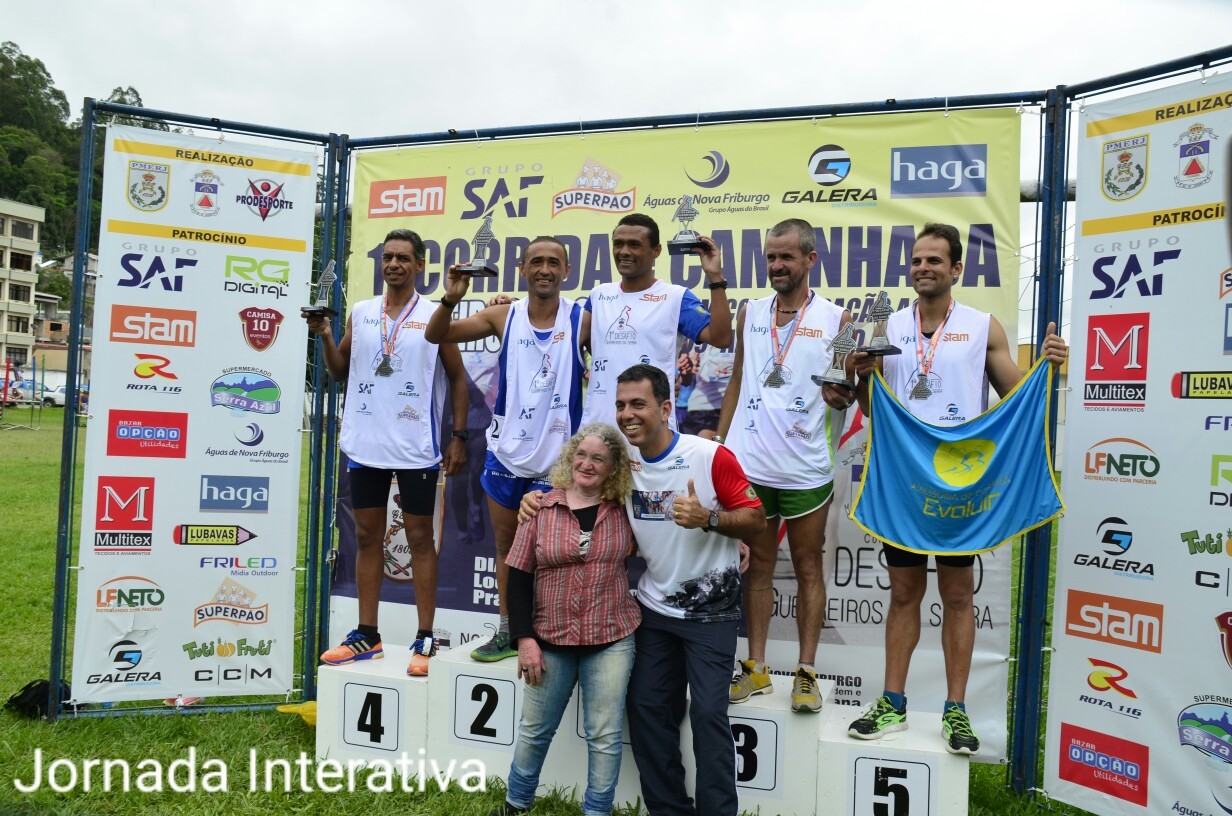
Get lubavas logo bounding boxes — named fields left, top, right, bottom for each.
left=1084, top=313, right=1149, bottom=410
left=199, top=475, right=269, bottom=513
left=1065, top=589, right=1163, bottom=653
left=368, top=176, right=447, bottom=218
left=1058, top=722, right=1148, bottom=806
left=106, top=410, right=187, bottom=459
left=1082, top=438, right=1159, bottom=485
left=110, top=305, right=197, bottom=348
left=889, top=144, right=987, bottom=198
left=95, top=576, right=165, bottom=613
left=94, top=476, right=154, bottom=554
left=193, top=581, right=268, bottom=627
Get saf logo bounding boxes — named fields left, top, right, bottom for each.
left=519, top=407, right=535, bottom=420
left=119, top=253, right=198, bottom=291
left=461, top=175, right=544, bottom=220
left=358, top=382, right=374, bottom=396
left=1090, top=250, right=1181, bottom=299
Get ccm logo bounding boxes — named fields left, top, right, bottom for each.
left=368, top=177, right=447, bottom=217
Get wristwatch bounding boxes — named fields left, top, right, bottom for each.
left=703, top=510, right=720, bottom=533
left=451, top=430, right=469, bottom=441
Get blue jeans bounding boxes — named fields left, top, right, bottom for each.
left=505, top=634, right=636, bottom=815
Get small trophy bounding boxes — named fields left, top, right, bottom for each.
left=302, top=260, right=338, bottom=317
left=857, top=291, right=902, bottom=356
left=811, top=322, right=857, bottom=390
left=456, top=213, right=499, bottom=277
left=667, top=194, right=705, bottom=256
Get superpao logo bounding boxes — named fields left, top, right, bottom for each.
left=552, top=159, right=635, bottom=217
left=110, top=304, right=197, bottom=348
left=1064, top=589, right=1163, bottom=653
left=107, top=410, right=187, bottom=459
left=368, top=176, right=447, bottom=218
left=193, top=580, right=268, bottom=627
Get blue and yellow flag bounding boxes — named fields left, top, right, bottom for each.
left=850, top=359, right=1063, bottom=555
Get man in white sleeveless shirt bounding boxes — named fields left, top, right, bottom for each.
left=306, top=229, right=469, bottom=677
left=717, top=218, right=855, bottom=714
left=582, top=212, right=732, bottom=427
left=424, top=236, right=586, bottom=664
left=846, top=223, right=1067, bottom=754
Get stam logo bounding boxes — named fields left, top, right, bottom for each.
left=1083, top=437, right=1159, bottom=485
left=106, top=410, right=187, bottom=459
left=368, top=177, right=447, bottom=218
left=110, top=304, right=197, bottom=348
left=1084, top=313, right=1149, bottom=410
left=1058, top=722, right=1148, bottom=806
left=95, top=476, right=154, bottom=554
left=889, top=144, right=987, bottom=198
left=1065, top=589, right=1163, bottom=653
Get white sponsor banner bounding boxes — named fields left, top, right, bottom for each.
left=71, top=125, right=316, bottom=703
left=1044, top=74, right=1232, bottom=815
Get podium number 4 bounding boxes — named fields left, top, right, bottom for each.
left=342, top=683, right=400, bottom=752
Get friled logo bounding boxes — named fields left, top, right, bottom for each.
left=369, top=176, right=447, bottom=218
left=1082, top=437, right=1159, bottom=484
left=117, top=252, right=198, bottom=291
left=889, top=144, right=987, bottom=198
left=933, top=439, right=994, bottom=488
left=1058, top=722, right=1148, bottom=806
left=193, top=580, right=268, bottom=627
left=95, top=476, right=154, bottom=553
left=110, top=304, right=197, bottom=348
left=553, top=158, right=634, bottom=217
left=1065, top=589, right=1163, bottom=653
left=106, top=410, right=187, bottom=459
left=1084, top=313, right=1149, bottom=410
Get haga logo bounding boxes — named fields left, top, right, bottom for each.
left=95, top=476, right=154, bottom=554
left=193, top=581, right=268, bottom=627
left=1084, top=313, right=1149, bottom=410
left=462, top=173, right=542, bottom=219
left=1058, top=723, right=1148, bottom=806
left=210, top=368, right=281, bottom=414
left=224, top=255, right=289, bottom=300
left=200, top=475, right=270, bottom=513
left=889, top=144, right=987, bottom=198
left=685, top=151, right=731, bottom=189
left=933, top=439, right=994, bottom=488
left=118, top=252, right=198, bottom=291
left=1101, top=135, right=1148, bottom=201
left=96, top=576, right=165, bottom=613
left=1083, top=438, right=1159, bottom=484
left=110, top=305, right=197, bottom=347
left=238, top=307, right=284, bottom=352
left=237, top=178, right=292, bottom=220
left=553, top=159, right=634, bottom=217
left=369, top=176, right=448, bottom=218
left=1086, top=658, right=1137, bottom=699
left=107, top=410, right=187, bottom=459
left=1065, top=589, right=1163, bottom=653
left=1174, top=122, right=1218, bottom=189
left=1089, top=249, right=1180, bottom=299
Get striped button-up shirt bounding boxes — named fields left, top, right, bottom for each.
left=506, top=488, right=641, bottom=646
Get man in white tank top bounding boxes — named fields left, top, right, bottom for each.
left=716, top=219, right=855, bottom=714
left=581, top=212, right=732, bottom=427
left=847, top=224, right=1067, bottom=754
left=306, top=230, right=470, bottom=677
left=425, top=237, right=585, bottom=664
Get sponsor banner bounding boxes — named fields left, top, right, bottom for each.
left=72, top=125, right=314, bottom=703
left=1046, top=72, right=1232, bottom=815
left=336, top=109, right=1021, bottom=760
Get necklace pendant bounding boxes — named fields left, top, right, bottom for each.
left=764, top=365, right=786, bottom=388
left=375, top=354, right=394, bottom=377
left=909, top=377, right=932, bottom=400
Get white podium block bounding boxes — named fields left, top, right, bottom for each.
left=818, top=706, right=969, bottom=816
left=315, top=645, right=429, bottom=771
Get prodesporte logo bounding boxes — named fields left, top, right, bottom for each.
left=781, top=144, right=877, bottom=206
left=193, top=580, right=268, bottom=627
left=117, top=250, right=199, bottom=292
left=1101, top=135, right=1148, bottom=201
left=1073, top=516, right=1153, bottom=579
left=95, top=576, right=165, bottom=613
left=94, top=476, right=154, bottom=554
left=106, top=410, right=187, bottom=459
left=1064, top=589, right=1163, bottom=653
left=224, top=255, right=290, bottom=300
left=237, top=178, right=292, bottom=221
left=1084, top=313, right=1149, bottom=410
left=199, top=475, right=269, bottom=513
left=1082, top=438, right=1159, bottom=484
left=238, top=307, right=285, bottom=352
left=889, top=144, right=987, bottom=198
left=210, top=368, right=281, bottom=414
left=685, top=150, right=731, bottom=189
left=110, top=304, right=196, bottom=348
left=1058, top=722, right=1148, bottom=806
left=368, top=176, right=447, bottom=218
left=553, top=159, right=635, bottom=217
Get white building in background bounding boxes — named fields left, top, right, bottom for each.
left=0, top=199, right=44, bottom=374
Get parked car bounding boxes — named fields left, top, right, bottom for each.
left=9, top=383, right=60, bottom=406
left=45, top=386, right=68, bottom=407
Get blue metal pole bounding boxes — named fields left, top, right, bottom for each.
left=49, top=98, right=99, bottom=722
left=1010, top=85, right=1069, bottom=795
left=91, top=101, right=330, bottom=146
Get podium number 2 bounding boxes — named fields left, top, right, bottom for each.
left=470, top=683, right=498, bottom=738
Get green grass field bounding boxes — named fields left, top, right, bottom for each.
left=0, top=409, right=1088, bottom=815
